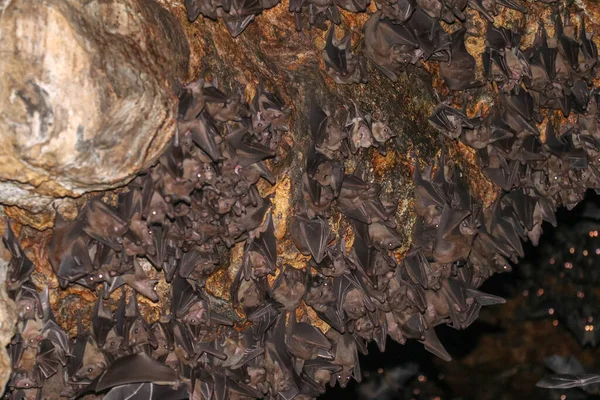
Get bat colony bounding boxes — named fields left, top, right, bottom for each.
left=4, top=0, right=600, bottom=398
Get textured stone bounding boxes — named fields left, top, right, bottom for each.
left=0, top=224, right=17, bottom=394
left=0, top=0, right=189, bottom=216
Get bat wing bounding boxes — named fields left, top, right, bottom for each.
left=323, top=23, right=346, bottom=73
left=291, top=316, right=331, bottom=350
left=225, top=126, right=275, bottom=167
left=104, top=382, right=189, bottom=400
left=147, top=224, right=168, bottom=270
left=178, top=249, right=204, bottom=278
left=379, top=17, right=418, bottom=47
left=443, top=278, right=467, bottom=311
left=248, top=301, right=279, bottom=340
left=419, top=327, right=452, bottom=361
left=93, top=292, right=114, bottom=348
left=309, top=101, right=328, bottom=145
left=465, top=288, right=506, bottom=306
left=580, top=19, right=598, bottom=63
left=402, top=249, right=429, bottom=288
left=315, top=304, right=346, bottom=333
left=171, top=276, right=200, bottom=318
left=537, top=374, right=600, bottom=389
left=36, top=339, right=61, bottom=379
left=184, top=0, right=202, bottom=22
left=255, top=212, right=277, bottom=268
left=292, top=215, right=331, bottom=263
left=3, top=221, right=35, bottom=286
left=93, top=353, right=179, bottom=392
left=188, top=113, right=221, bottom=162
left=57, top=239, right=94, bottom=286
left=438, top=204, right=470, bottom=240
left=544, top=355, right=586, bottom=375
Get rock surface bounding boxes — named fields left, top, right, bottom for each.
left=0, top=0, right=189, bottom=220
left=0, top=226, right=17, bottom=394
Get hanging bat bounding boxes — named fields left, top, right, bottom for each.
left=285, top=311, right=332, bottom=360
left=271, top=264, right=307, bottom=311
left=439, top=28, right=481, bottom=90
left=15, top=283, right=42, bottom=321
left=407, top=9, right=451, bottom=62
left=345, top=101, right=374, bottom=153
left=310, top=101, right=347, bottom=157
left=326, top=330, right=361, bottom=388
left=364, top=12, right=420, bottom=81
left=304, top=274, right=346, bottom=332
left=322, top=23, right=367, bottom=84
left=3, top=221, right=35, bottom=291
left=306, top=147, right=344, bottom=199
left=92, top=290, right=114, bottom=348
left=290, top=214, right=333, bottom=263
left=79, top=199, right=129, bottom=251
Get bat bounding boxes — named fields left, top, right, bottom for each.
left=285, top=311, right=332, bottom=361
left=537, top=374, right=600, bottom=389
left=433, top=204, right=472, bottom=264
left=264, top=312, right=300, bottom=400
left=370, top=116, right=396, bottom=153
left=310, top=101, right=347, bottom=157
left=178, top=111, right=222, bottom=163
left=306, top=147, right=345, bottom=198
left=364, top=12, right=420, bottom=81
left=79, top=199, right=129, bottom=251
left=367, top=222, right=403, bottom=251
left=304, top=274, right=346, bottom=332
left=270, top=264, right=307, bottom=311
left=374, top=0, right=415, bottom=23
left=429, top=103, right=472, bottom=139
left=439, top=28, right=481, bottom=90
left=345, top=101, right=374, bottom=153
left=326, top=330, right=361, bottom=388
left=335, top=271, right=375, bottom=321
left=92, top=290, right=114, bottom=348
left=338, top=175, right=389, bottom=224
left=247, top=300, right=280, bottom=341
left=469, top=0, right=526, bottom=22
left=221, top=328, right=264, bottom=369
left=251, top=81, right=290, bottom=131
left=407, top=9, right=451, bottom=62
left=3, top=221, right=35, bottom=291
left=244, top=212, right=278, bottom=278
left=322, top=23, right=367, bottom=84
left=15, top=283, right=42, bottom=321
left=120, top=258, right=160, bottom=302
left=290, top=214, right=333, bottom=263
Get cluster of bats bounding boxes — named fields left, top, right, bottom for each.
left=2, top=72, right=293, bottom=399
left=183, top=0, right=533, bottom=39
left=184, top=0, right=531, bottom=87
left=6, top=0, right=600, bottom=399
left=429, top=16, right=599, bottom=241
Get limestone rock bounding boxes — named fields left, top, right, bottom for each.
left=0, top=237, right=17, bottom=393
left=0, top=0, right=189, bottom=215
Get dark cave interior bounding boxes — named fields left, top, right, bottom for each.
left=322, top=189, right=600, bottom=400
